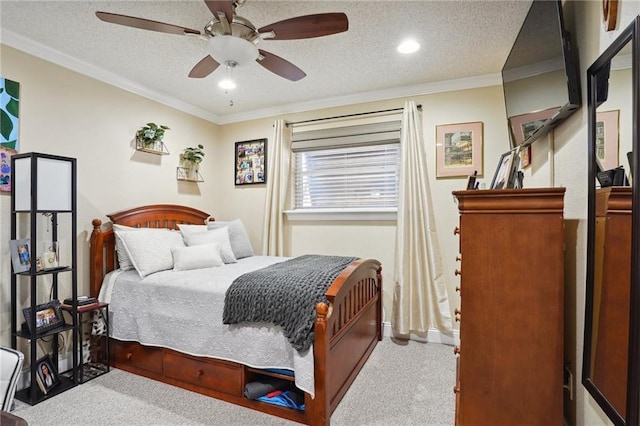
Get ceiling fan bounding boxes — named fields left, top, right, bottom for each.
left=95, top=0, right=349, bottom=82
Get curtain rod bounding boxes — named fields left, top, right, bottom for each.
left=286, top=104, right=422, bottom=127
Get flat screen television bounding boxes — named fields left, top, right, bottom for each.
left=502, top=0, right=581, bottom=149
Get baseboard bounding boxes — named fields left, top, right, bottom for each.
left=382, top=321, right=459, bottom=346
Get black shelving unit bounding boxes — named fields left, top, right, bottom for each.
left=9, top=152, right=79, bottom=405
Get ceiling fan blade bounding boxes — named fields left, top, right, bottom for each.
left=203, top=1, right=234, bottom=23
left=258, top=13, right=348, bottom=40
left=188, top=56, right=220, bottom=78
left=96, top=11, right=201, bottom=35
left=257, top=50, right=306, bottom=81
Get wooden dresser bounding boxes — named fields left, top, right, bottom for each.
left=452, top=188, right=565, bottom=426
left=591, top=187, right=632, bottom=417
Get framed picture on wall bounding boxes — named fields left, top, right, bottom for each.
left=595, top=110, right=620, bottom=170
left=235, top=139, right=266, bottom=185
left=435, top=121, right=483, bottom=178
left=508, top=106, right=560, bottom=168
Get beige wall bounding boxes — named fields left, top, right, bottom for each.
left=1, top=1, right=639, bottom=424
left=0, top=45, right=220, bottom=344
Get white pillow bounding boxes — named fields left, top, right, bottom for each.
left=172, top=243, right=223, bottom=271
left=182, top=227, right=237, bottom=264
left=177, top=224, right=208, bottom=233
left=116, top=229, right=185, bottom=278
left=112, top=224, right=140, bottom=270
left=207, top=219, right=254, bottom=259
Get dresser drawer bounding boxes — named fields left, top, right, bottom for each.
left=112, top=341, right=163, bottom=374
left=164, top=352, right=243, bottom=396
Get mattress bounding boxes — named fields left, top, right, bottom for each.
left=98, top=255, right=316, bottom=396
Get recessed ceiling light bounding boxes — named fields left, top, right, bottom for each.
left=397, top=39, right=420, bottom=54
left=218, top=79, right=236, bottom=90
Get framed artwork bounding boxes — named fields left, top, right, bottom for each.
left=22, top=299, right=66, bottom=335
left=508, top=106, right=561, bottom=168
left=490, top=150, right=519, bottom=189
left=1, top=77, right=20, bottom=151
left=0, top=146, right=16, bottom=193
left=436, top=121, right=483, bottom=178
left=35, top=354, right=59, bottom=394
left=9, top=238, right=31, bottom=273
left=595, top=110, right=620, bottom=170
left=235, top=138, right=266, bottom=185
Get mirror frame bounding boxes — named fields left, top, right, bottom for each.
left=583, top=15, right=640, bottom=426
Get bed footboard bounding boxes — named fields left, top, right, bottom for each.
left=310, top=259, right=383, bottom=425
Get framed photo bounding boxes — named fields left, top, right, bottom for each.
left=22, top=299, right=66, bottom=335
left=10, top=238, right=31, bottom=273
left=595, top=110, right=620, bottom=170
left=235, top=138, right=266, bottom=185
left=508, top=107, right=561, bottom=168
left=490, top=150, right=520, bottom=190
left=436, top=122, right=483, bottom=178
left=35, top=354, right=59, bottom=394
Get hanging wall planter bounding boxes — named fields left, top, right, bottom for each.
left=177, top=144, right=205, bottom=182
left=135, top=122, right=170, bottom=155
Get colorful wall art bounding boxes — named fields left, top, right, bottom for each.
left=1, top=77, right=20, bottom=192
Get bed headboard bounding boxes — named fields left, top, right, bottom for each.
left=89, top=204, right=212, bottom=297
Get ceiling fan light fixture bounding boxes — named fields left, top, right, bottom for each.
left=207, top=35, right=258, bottom=66
left=397, top=39, right=420, bottom=54
left=218, top=79, right=236, bottom=90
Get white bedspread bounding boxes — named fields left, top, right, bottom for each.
left=98, top=256, right=316, bottom=396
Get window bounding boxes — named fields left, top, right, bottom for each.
left=292, top=121, right=400, bottom=211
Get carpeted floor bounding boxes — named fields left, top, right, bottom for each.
left=12, top=338, right=455, bottom=425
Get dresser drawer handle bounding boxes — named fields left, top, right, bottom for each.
left=126, top=352, right=133, bottom=360
left=196, top=369, right=204, bottom=377
left=453, top=385, right=460, bottom=394
left=454, top=308, right=461, bottom=322
left=456, top=255, right=462, bottom=262
left=453, top=226, right=460, bottom=236
left=455, top=286, right=461, bottom=293
left=453, top=346, right=461, bottom=355
left=454, top=269, right=461, bottom=276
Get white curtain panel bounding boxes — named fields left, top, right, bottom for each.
left=392, top=101, right=453, bottom=336
left=261, top=120, right=291, bottom=256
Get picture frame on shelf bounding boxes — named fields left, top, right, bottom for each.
left=508, top=106, right=560, bottom=168
left=436, top=121, right=483, bottom=178
left=22, top=299, right=66, bottom=335
left=490, top=150, right=520, bottom=189
left=235, top=138, right=266, bottom=185
left=9, top=238, right=31, bottom=273
left=35, top=354, right=59, bottom=394
left=595, top=110, right=620, bottom=170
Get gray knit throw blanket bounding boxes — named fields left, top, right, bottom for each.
left=223, top=255, right=357, bottom=354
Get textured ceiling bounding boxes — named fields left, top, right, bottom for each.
left=0, top=0, right=533, bottom=123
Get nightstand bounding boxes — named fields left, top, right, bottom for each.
left=62, top=302, right=110, bottom=383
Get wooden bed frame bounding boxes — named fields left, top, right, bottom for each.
left=89, top=204, right=382, bottom=425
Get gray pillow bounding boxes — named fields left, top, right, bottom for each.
left=207, top=219, right=254, bottom=259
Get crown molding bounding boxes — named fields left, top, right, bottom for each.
left=2, top=28, right=501, bottom=126
left=217, top=73, right=502, bottom=124
left=1, top=29, right=220, bottom=124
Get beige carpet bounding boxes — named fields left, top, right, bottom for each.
left=12, top=337, right=455, bottom=425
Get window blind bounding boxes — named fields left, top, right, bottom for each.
left=292, top=121, right=401, bottom=210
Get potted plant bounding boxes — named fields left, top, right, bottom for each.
left=136, top=123, right=170, bottom=150
left=180, top=144, right=205, bottom=179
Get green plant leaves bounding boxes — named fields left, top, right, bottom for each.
left=4, top=79, right=20, bottom=99
left=1, top=109, right=14, bottom=141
